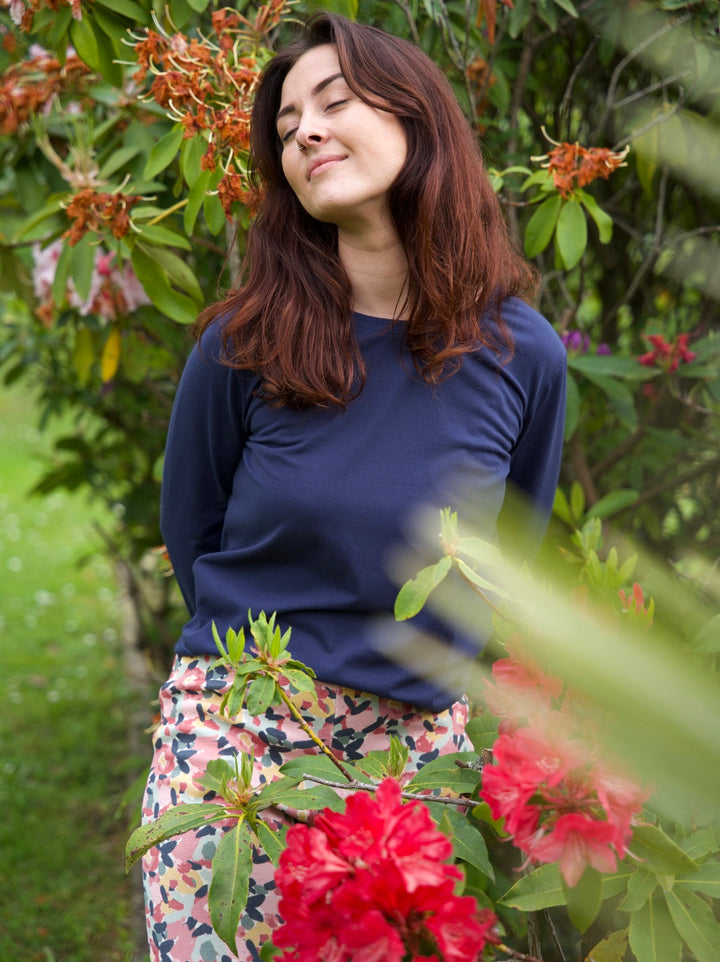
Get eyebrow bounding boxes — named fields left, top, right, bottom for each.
left=276, top=72, right=346, bottom=124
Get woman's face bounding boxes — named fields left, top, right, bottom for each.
left=277, top=45, right=407, bottom=233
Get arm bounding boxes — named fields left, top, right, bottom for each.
left=160, top=326, right=248, bottom=614
left=499, top=356, right=567, bottom=556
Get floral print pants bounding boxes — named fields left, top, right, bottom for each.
left=142, top=655, right=469, bottom=962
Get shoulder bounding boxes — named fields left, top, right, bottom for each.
left=498, top=297, right=566, bottom=373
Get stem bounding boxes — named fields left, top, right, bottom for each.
left=275, top=687, right=356, bottom=783
left=497, top=942, right=544, bottom=962
left=452, top=560, right=512, bottom=621
left=146, top=198, right=188, bottom=225
left=300, top=773, right=476, bottom=809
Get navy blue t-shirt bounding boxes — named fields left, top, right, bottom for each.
left=160, top=298, right=566, bottom=710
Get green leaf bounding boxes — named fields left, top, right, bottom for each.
left=281, top=668, right=317, bottom=693
left=197, top=758, right=235, bottom=797
left=70, top=16, right=101, bottom=71
left=254, top=775, right=303, bottom=806
left=570, top=479, right=585, bottom=522
left=99, top=145, right=142, bottom=181
left=135, top=242, right=203, bottom=304
left=51, top=243, right=73, bottom=306
left=130, top=246, right=198, bottom=324
left=95, top=0, right=149, bottom=19
left=676, top=860, right=720, bottom=897
left=563, top=866, right=602, bottom=933
left=442, top=808, right=493, bottom=880
left=693, top=615, right=720, bottom=654
left=555, top=198, right=587, bottom=269
left=579, top=190, right=614, bottom=243
left=576, top=370, right=638, bottom=430
left=567, top=353, right=654, bottom=380
left=258, top=785, right=345, bottom=812
left=500, top=863, right=566, bottom=910
left=70, top=233, right=96, bottom=303
left=619, top=868, right=657, bottom=912
left=404, top=752, right=481, bottom=794
left=208, top=820, right=253, bottom=957
left=279, top=753, right=372, bottom=784
left=253, top=818, right=286, bottom=866
left=455, top=558, right=511, bottom=599
left=524, top=194, right=563, bottom=258
left=629, top=895, right=682, bottom=962
left=182, top=134, right=208, bottom=188
left=184, top=169, right=213, bottom=235
left=125, top=803, right=227, bottom=869
left=564, top=370, right=580, bottom=439
left=245, top=674, right=277, bottom=717
left=464, top=713, right=498, bottom=752
left=631, top=823, right=699, bottom=875
left=665, top=888, right=720, bottom=962
left=134, top=223, right=192, bottom=250
left=144, top=126, right=184, bottom=180
left=551, top=0, right=578, bottom=15
left=394, top=555, right=452, bottom=620
left=455, top=537, right=503, bottom=567
left=204, top=191, right=227, bottom=236
left=584, top=929, right=629, bottom=962
left=585, top=489, right=639, bottom=520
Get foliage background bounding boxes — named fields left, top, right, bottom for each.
left=0, top=0, right=718, bottom=958
left=1, top=0, right=718, bottom=665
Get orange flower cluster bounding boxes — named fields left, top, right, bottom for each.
left=534, top=131, right=629, bottom=199
left=0, top=46, right=92, bottom=135
left=62, top=188, right=139, bottom=245
left=131, top=1, right=287, bottom=217
left=4, top=0, right=83, bottom=34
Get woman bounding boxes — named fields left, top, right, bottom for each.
left=142, top=12, right=567, bottom=962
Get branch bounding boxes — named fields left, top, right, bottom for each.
left=613, top=71, right=689, bottom=110
left=611, top=94, right=688, bottom=152
left=627, top=455, right=720, bottom=511
left=603, top=165, right=669, bottom=325
left=299, top=773, right=477, bottom=809
left=569, top=433, right=599, bottom=506
left=593, top=11, right=692, bottom=141
left=558, top=34, right=599, bottom=138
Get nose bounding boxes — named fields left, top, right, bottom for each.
left=295, top=114, right=329, bottom=150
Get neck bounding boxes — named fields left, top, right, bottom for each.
left=338, top=224, right=408, bottom=320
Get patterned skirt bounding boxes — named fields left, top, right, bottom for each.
left=142, top=655, right=469, bottom=962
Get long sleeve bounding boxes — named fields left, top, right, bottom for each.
left=508, top=354, right=567, bottom=514
left=160, top=327, right=249, bottom=614
left=499, top=351, right=567, bottom=555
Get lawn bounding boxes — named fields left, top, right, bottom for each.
left=0, top=380, right=152, bottom=962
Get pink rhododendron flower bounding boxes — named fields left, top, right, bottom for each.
left=481, top=721, right=646, bottom=886
left=484, top=635, right=563, bottom=726
left=274, top=778, right=497, bottom=962
left=526, top=813, right=621, bottom=886
left=32, top=241, right=150, bottom=324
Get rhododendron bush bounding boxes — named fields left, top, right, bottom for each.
left=127, top=509, right=720, bottom=962
left=1, top=0, right=718, bottom=655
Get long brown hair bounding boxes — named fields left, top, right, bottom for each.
left=194, top=13, right=537, bottom=408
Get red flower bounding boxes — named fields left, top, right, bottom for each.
left=525, top=812, right=620, bottom=886
left=484, top=635, right=563, bottom=726
left=480, top=724, right=646, bottom=887
left=274, top=778, right=496, bottom=962
left=532, top=129, right=629, bottom=199
left=638, top=333, right=696, bottom=373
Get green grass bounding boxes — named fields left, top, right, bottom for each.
left=0, top=381, right=151, bottom=962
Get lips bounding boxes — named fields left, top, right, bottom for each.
left=307, top=154, right=346, bottom=180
